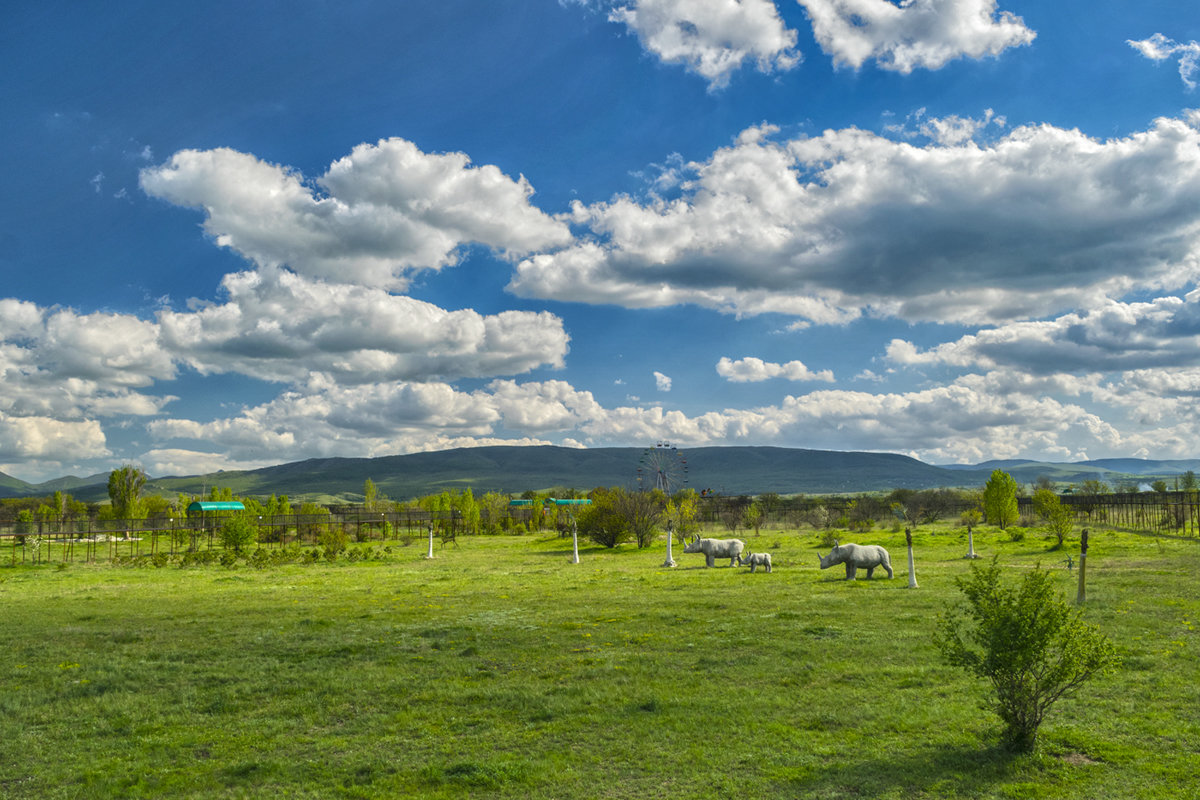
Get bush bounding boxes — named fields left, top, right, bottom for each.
left=319, top=527, right=349, bottom=560
left=219, top=515, right=258, bottom=553
left=936, top=559, right=1119, bottom=752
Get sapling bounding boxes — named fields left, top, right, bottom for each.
left=936, top=559, right=1119, bottom=752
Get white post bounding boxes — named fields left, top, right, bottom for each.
left=425, top=524, right=435, bottom=559
left=570, top=516, right=580, bottom=564
left=965, top=522, right=979, bottom=559
left=906, top=528, right=918, bottom=589
left=663, top=522, right=677, bottom=568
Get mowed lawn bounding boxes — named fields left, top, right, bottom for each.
left=1, top=527, right=1197, bottom=799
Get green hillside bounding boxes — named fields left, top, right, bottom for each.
left=15, top=446, right=1200, bottom=503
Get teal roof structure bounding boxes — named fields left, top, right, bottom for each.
left=187, top=501, right=246, bottom=513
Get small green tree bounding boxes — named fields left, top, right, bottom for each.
left=577, top=488, right=632, bottom=548
left=936, top=560, right=1119, bottom=752
left=1033, top=488, right=1073, bottom=549
left=744, top=501, right=764, bottom=536
left=982, top=469, right=1019, bottom=530
left=219, top=515, right=257, bottom=553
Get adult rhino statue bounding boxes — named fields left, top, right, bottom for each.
left=818, top=540, right=893, bottom=580
left=683, top=536, right=745, bottom=567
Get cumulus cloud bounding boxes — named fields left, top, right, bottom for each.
left=512, top=115, right=1200, bottom=325
left=0, top=301, right=176, bottom=422
left=140, top=138, right=573, bottom=290
left=146, top=378, right=567, bottom=466
left=609, top=0, right=800, bottom=88
left=886, top=293, right=1200, bottom=375
left=1129, top=33, right=1200, bottom=89
left=140, top=367, right=1171, bottom=471
left=716, top=356, right=834, bottom=382
left=799, top=0, right=1035, bottom=72
left=159, top=268, right=569, bottom=383
left=0, top=413, right=109, bottom=464
left=654, top=371, right=673, bottom=391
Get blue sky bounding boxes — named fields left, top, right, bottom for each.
left=3, top=0, right=1200, bottom=482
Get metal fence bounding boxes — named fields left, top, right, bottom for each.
left=0, top=509, right=463, bottom=565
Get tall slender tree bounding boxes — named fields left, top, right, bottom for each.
left=107, top=465, right=147, bottom=520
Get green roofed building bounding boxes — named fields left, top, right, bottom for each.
left=187, top=501, right=246, bottom=514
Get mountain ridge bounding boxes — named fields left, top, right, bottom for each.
left=4, top=446, right=1199, bottom=503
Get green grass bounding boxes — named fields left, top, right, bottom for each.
left=1, top=526, right=1198, bottom=798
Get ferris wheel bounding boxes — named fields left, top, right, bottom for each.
left=637, top=442, right=688, bottom=494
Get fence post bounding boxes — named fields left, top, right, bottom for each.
left=906, top=528, right=918, bottom=589
left=1076, top=528, right=1089, bottom=605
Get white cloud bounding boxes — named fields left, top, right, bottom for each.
left=159, top=268, right=569, bottom=383
left=0, top=302, right=176, bottom=424
left=140, top=139, right=573, bottom=290
left=1129, top=33, right=1200, bottom=89
left=513, top=115, right=1200, bottom=325
left=609, top=0, right=800, bottom=88
left=0, top=412, right=109, bottom=466
left=799, top=0, right=1035, bottom=72
left=716, top=356, right=834, bottom=382
left=654, top=370, right=673, bottom=391
left=886, top=293, right=1200, bottom=375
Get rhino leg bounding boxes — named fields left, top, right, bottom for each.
left=884, top=563, right=894, bottom=578
left=706, top=553, right=714, bottom=568
left=845, top=563, right=857, bottom=580
left=866, top=565, right=875, bottom=579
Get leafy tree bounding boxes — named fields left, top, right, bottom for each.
left=107, top=465, right=147, bottom=519
left=1151, top=480, right=1169, bottom=494
left=936, top=560, right=1119, bottom=752
left=219, top=515, right=257, bottom=552
left=744, top=501, right=764, bottom=536
left=983, top=470, right=1019, bottom=530
left=1033, top=488, right=1073, bottom=548
left=363, top=478, right=379, bottom=511
left=665, top=488, right=700, bottom=542
left=577, top=488, right=630, bottom=548
left=1182, top=470, right=1198, bottom=492
left=617, top=488, right=666, bottom=549
left=456, top=488, right=481, bottom=535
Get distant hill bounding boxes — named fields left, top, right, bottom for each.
left=10, top=446, right=1200, bottom=503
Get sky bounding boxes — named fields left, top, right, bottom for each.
left=3, top=0, right=1200, bottom=483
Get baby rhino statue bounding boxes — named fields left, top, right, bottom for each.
left=683, top=536, right=745, bottom=567
left=818, top=541, right=893, bottom=580
left=738, top=551, right=772, bottom=573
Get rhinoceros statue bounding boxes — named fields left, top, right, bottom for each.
left=738, top=551, right=772, bottom=573
left=818, top=541, right=893, bottom=580
left=683, top=536, right=745, bottom=567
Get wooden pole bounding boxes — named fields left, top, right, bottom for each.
left=965, top=521, right=979, bottom=559
left=906, top=528, right=918, bottom=589
left=662, top=521, right=675, bottom=567
left=1076, top=529, right=1089, bottom=605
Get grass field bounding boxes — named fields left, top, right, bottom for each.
left=2, top=525, right=1198, bottom=799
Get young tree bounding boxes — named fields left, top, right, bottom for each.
left=617, top=488, right=666, bottom=549
left=982, top=469, right=1019, bottom=530
left=744, top=501, right=764, bottom=536
left=107, top=465, right=147, bottom=519
left=665, top=488, right=700, bottom=542
left=1033, top=488, right=1073, bottom=548
left=219, top=515, right=257, bottom=553
left=936, top=560, right=1119, bottom=752
left=363, top=478, right=379, bottom=512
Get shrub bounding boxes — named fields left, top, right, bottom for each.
left=936, top=559, right=1119, bottom=752
left=319, top=527, right=348, bottom=560
left=219, top=515, right=257, bottom=553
